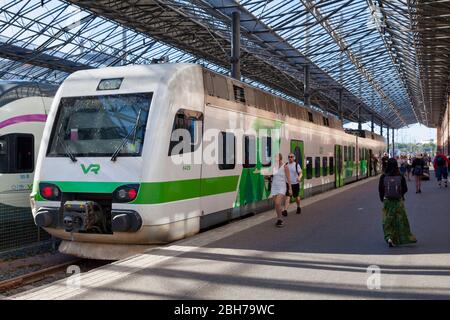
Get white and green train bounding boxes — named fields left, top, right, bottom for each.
left=31, top=63, right=385, bottom=257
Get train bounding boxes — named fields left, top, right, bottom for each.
left=30, top=63, right=386, bottom=259
left=0, top=81, right=57, bottom=208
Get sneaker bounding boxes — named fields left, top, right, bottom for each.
left=296, top=207, right=301, bottom=214
left=276, top=219, right=284, bottom=228
left=282, top=210, right=288, bottom=217
left=419, top=189, right=422, bottom=193
left=387, top=239, right=395, bottom=247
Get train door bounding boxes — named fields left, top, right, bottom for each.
left=334, top=145, right=344, bottom=188
left=290, top=140, right=304, bottom=198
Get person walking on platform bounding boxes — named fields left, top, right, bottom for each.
left=381, top=152, right=389, bottom=173
left=378, top=158, right=417, bottom=247
left=282, top=153, right=302, bottom=216
left=412, top=153, right=425, bottom=193
left=433, top=153, right=448, bottom=188
left=270, top=153, right=292, bottom=228
left=398, top=154, right=408, bottom=177
left=406, top=155, right=412, bottom=181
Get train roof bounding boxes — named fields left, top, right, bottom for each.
left=0, top=80, right=58, bottom=108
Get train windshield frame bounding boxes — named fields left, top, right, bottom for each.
left=47, top=92, right=152, bottom=158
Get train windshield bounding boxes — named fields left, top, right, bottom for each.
left=47, top=93, right=152, bottom=158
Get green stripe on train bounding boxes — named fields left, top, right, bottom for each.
left=37, top=176, right=240, bottom=205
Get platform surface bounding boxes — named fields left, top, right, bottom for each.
left=14, top=173, right=450, bottom=300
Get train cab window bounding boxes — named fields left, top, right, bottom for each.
left=306, top=157, right=313, bottom=179
left=243, top=135, right=256, bottom=168
left=261, top=136, right=272, bottom=167
left=308, top=112, right=314, bottom=123
left=219, top=132, right=235, bottom=170
left=169, top=109, right=204, bottom=156
left=0, top=134, right=34, bottom=174
left=315, top=157, right=321, bottom=178
left=322, top=157, right=328, bottom=176
left=329, top=157, right=334, bottom=175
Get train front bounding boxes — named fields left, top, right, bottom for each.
left=30, top=66, right=157, bottom=250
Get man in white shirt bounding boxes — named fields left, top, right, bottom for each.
left=282, top=153, right=302, bottom=216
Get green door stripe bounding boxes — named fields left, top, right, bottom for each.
left=37, top=176, right=240, bottom=205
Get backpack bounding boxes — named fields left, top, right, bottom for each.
left=384, top=175, right=403, bottom=199
left=436, top=156, right=445, bottom=167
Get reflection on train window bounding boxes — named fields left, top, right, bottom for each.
left=306, top=157, right=313, bottom=179
left=329, top=157, right=334, bottom=175
left=243, top=135, right=256, bottom=168
left=219, top=132, right=235, bottom=170
left=322, top=157, right=328, bottom=176
left=261, top=136, right=272, bottom=167
left=169, top=109, right=204, bottom=155
left=315, top=157, right=321, bottom=178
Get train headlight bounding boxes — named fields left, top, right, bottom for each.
left=39, top=183, right=61, bottom=201
left=113, top=184, right=139, bottom=203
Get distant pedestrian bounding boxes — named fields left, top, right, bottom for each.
left=398, top=154, right=407, bottom=177
left=406, top=156, right=412, bottom=181
left=412, top=153, right=425, bottom=193
left=270, top=153, right=292, bottom=228
left=378, top=158, right=417, bottom=247
left=282, top=153, right=302, bottom=216
left=381, top=152, right=389, bottom=173
left=433, top=153, right=448, bottom=188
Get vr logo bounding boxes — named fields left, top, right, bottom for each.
left=81, top=164, right=100, bottom=174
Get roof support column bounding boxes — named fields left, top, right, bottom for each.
left=371, top=114, right=375, bottom=133
left=392, top=128, right=395, bottom=157
left=387, top=125, right=390, bottom=155
left=231, top=10, right=241, bottom=80
left=358, top=105, right=362, bottom=131
left=304, top=64, right=310, bottom=108
left=338, top=89, right=343, bottom=122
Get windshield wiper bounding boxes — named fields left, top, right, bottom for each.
left=56, top=123, right=77, bottom=162
left=111, top=109, right=142, bottom=162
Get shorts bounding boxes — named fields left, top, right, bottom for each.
left=286, top=183, right=300, bottom=198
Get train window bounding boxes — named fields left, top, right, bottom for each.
left=352, top=146, right=356, bottom=161
left=308, top=112, right=314, bottom=123
left=169, top=109, right=204, bottom=156
left=0, top=137, right=8, bottom=173
left=219, top=132, right=236, bottom=170
left=306, top=157, right=313, bottom=179
left=261, top=136, right=272, bottom=167
left=315, top=157, right=321, bottom=178
left=0, top=134, right=34, bottom=173
left=233, top=85, right=246, bottom=104
left=16, top=136, right=34, bottom=172
left=322, top=117, right=327, bottom=126
left=329, top=157, right=334, bottom=175
left=243, top=135, right=256, bottom=168
left=48, top=93, right=152, bottom=158
left=322, top=157, right=328, bottom=176
left=344, top=146, right=348, bottom=161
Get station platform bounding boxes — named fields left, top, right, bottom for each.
left=13, top=172, right=450, bottom=300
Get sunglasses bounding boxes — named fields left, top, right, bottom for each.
left=289, top=156, right=294, bottom=158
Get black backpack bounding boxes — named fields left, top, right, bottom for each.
left=384, top=175, right=402, bottom=199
